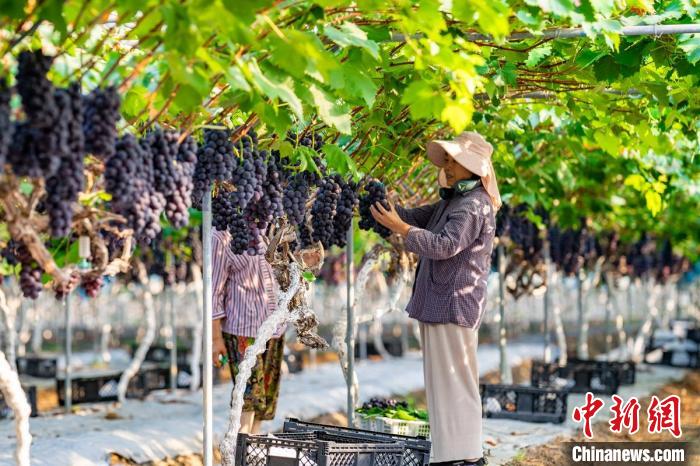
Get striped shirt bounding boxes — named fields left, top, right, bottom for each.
left=212, top=230, right=284, bottom=338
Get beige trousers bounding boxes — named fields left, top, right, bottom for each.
left=420, top=322, right=482, bottom=462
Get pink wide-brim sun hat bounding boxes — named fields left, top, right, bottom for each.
left=427, top=131, right=502, bottom=209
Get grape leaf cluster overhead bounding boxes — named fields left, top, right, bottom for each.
left=0, top=0, right=698, bottom=259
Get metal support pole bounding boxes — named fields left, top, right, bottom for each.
left=497, top=244, right=512, bottom=384
left=64, top=293, right=73, bottom=413
left=346, top=223, right=355, bottom=427
left=576, top=271, right=586, bottom=359
left=603, top=282, right=613, bottom=356
left=202, top=190, right=214, bottom=466
left=401, top=320, right=410, bottom=355
left=359, top=324, right=367, bottom=360
left=169, top=285, right=177, bottom=391
left=543, top=240, right=552, bottom=364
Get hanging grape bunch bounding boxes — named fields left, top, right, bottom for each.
left=212, top=190, right=237, bottom=232
left=628, top=232, right=655, bottom=280
left=245, top=214, right=269, bottom=256
left=44, top=85, right=85, bottom=237
left=191, top=128, right=236, bottom=208
left=168, top=134, right=198, bottom=228
left=0, top=79, right=12, bottom=169
left=106, top=134, right=144, bottom=204
left=495, top=204, right=511, bottom=239
left=80, top=276, right=104, bottom=298
left=106, top=133, right=166, bottom=244
left=2, top=241, right=44, bottom=299
left=9, top=50, right=60, bottom=178
left=560, top=228, right=584, bottom=276
left=227, top=129, right=265, bottom=212
left=227, top=214, right=252, bottom=255
left=359, top=180, right=392, bottom=239
left=547, top=226, right=562, bottom=265
left=297, top=222, right=314, bottom=249
left=329, top=175, right=359, bottom=248
left=283, top=174, right=310, bottom=226
left=141, top=127, right=196, bottom=228
left=506, top=205, right=543, bottom=264
left=310, top=177, right=341, bottom=248
left=83, top=86, right=120, bottom=159
left=248, top=148, right=284, bottom=224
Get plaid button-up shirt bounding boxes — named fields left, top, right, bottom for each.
left=397, top=186, right=496, bottom=329
left=212, top=230, right=284, bottom=338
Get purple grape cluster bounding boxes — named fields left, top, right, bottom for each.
left=11, top=50, right=61, bottom=178
left=283, top=175, right=309, bottom=226
left=359, top=180, right=391, bottom=239
left=361, top=398, right=409, bottom=410
left=83, top=86, right=120, bottom=159
left=44, top=85, right=85, bottom=237
left=330, top=176, right=358, bottom=248
left=191, top=128, right=236, bottom=208
left=166, top=134, right=197, bottom=228
left=80, top=275, right=104, bottom=298
left=106, top=134, right=143, bottom=203
left=249, top=151, right=284, bottom=224
left=140, top=128, right=197, bottom=228
left=227, top=214, right=251, bottom=254
left=106, top=134, right=165, bottom=244
left=310, top=177, right=341, bottom=248
left=0, top=79, right=12, bottom=170
left=2, top=241, right=44, bottom=299
left=16, top=50, right=57, bottom=128
left=212, top=190, right=237, bottom=231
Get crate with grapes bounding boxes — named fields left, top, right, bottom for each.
left=355, top=398, right=430, bottom=438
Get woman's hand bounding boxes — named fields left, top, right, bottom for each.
left=212, top=318, right=227, bottom=368
left=370, top=201, right=411, bottom=237
left=213, top=333, right=227, bottom=368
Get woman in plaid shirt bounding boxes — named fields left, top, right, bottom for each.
left=371, top=132, right=501, bottom=466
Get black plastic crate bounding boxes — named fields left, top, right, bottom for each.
left=0, top=385, right=38, bottom=419
left=16, top=355, right=58, bottom=378
left=139, top=363, right=220, bottom=391
left=354, top=337, right=404, bottom=359
left=687, top=328, right=700, bottom=344
left=480, top=383, right=568, bottom=424
left=656, top=347, right=699, bottom=368
left=284, top=351, right=303, bottom=374
left=56, top=370, right=148, bottom=406
left=614, top=361, right=636, bottom=386
left=560, top=359, right=635, bottom=386
left=236, top=431, right=405, bottom=466
left=283, top=418, right=431, bottom=466
left=531, top=360, right=621, bottom=395
left=130, top=343, right=191, bottom=365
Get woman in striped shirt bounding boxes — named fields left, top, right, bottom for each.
left=211, top=229, right=285, bottom=434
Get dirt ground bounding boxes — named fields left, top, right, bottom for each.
left=105, top=359, right=697, bottom=466
left=504, top=370, right=700, bottom=466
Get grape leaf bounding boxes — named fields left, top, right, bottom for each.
left=525, top=44, right=553, bottom=67
left=679, top=34, right=700, bottom=65
left=324, top=23, right=380, bottom=60
left=323, top=144, right=359, bottom=177
left=310, top=85, right=351, bottom=134
left=248, top=61, right=304, bottom=121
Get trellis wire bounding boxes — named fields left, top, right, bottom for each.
left=390, top=23, right=700, bottom=43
